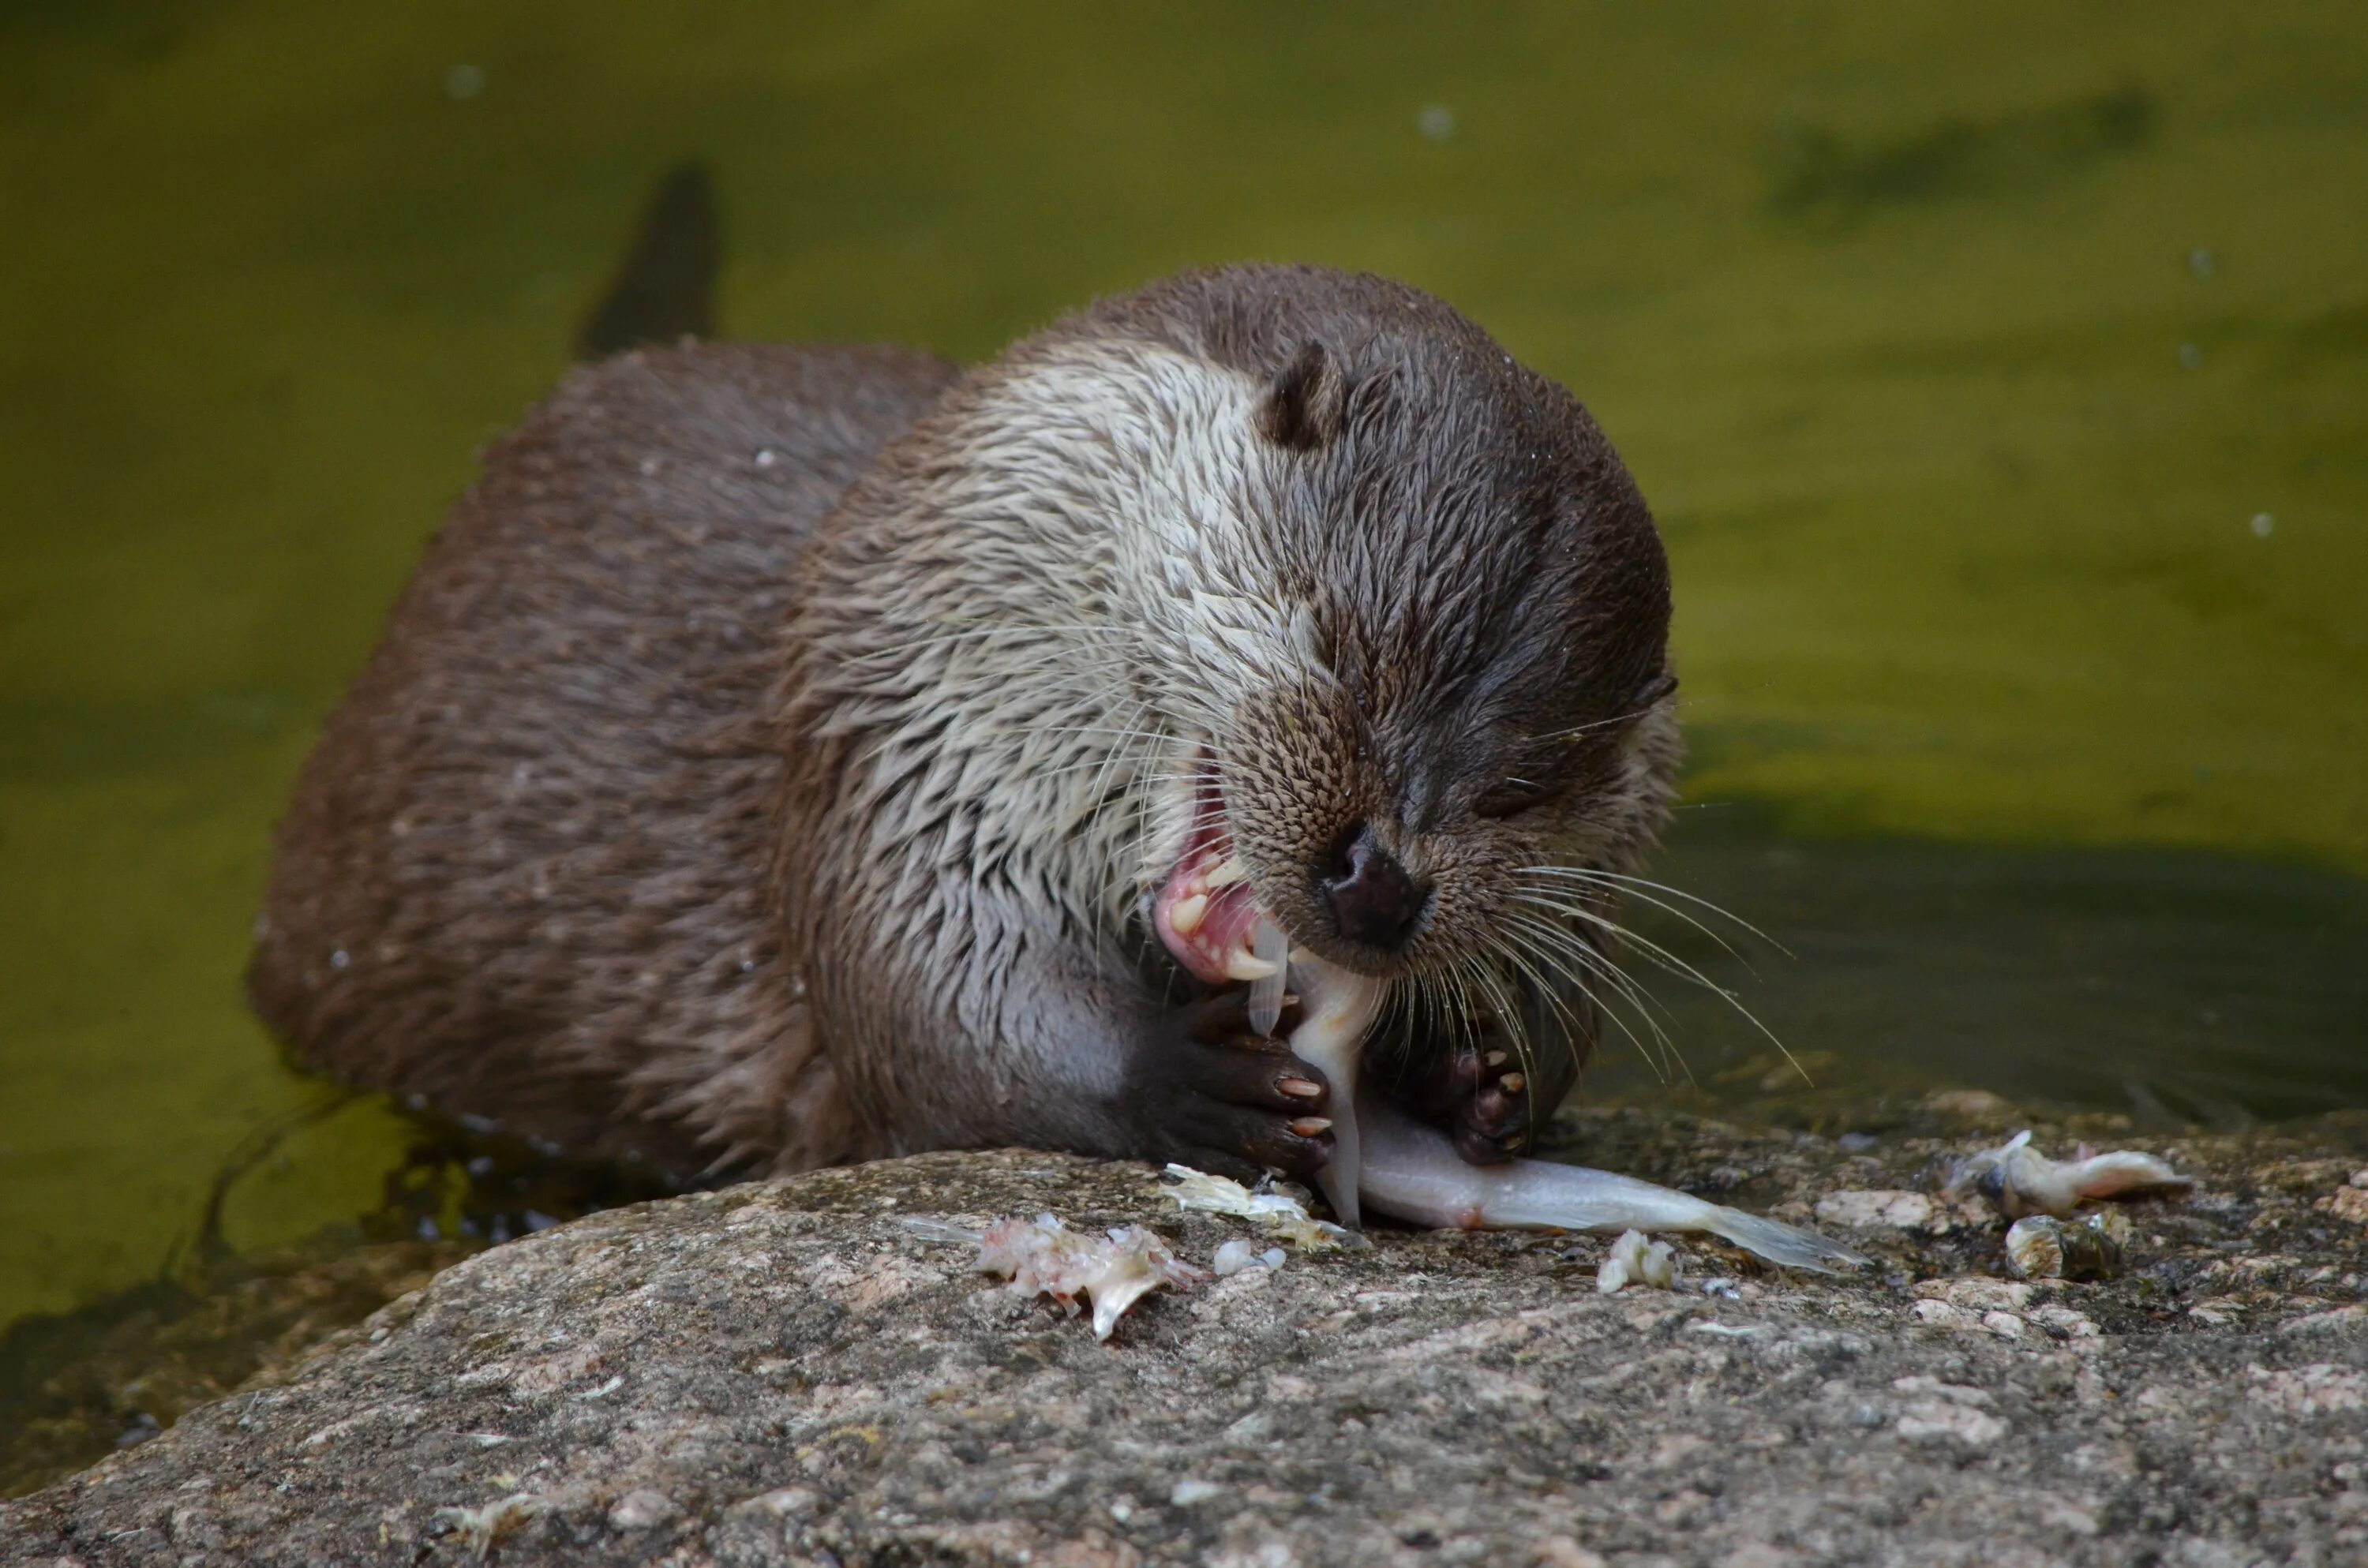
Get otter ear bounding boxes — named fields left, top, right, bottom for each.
left=1255, top=339, right=1346, bottom=452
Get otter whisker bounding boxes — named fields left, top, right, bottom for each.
left=1482, top=935, right=1584, bottom=1103
left=1436, top=957, right=1487, bottom=1065
left=1073, top=701, right=1160, bottom=825
left=1509, top=891, right=1805, bottom=1086
left=1486, top=922, right=1593, bottom=1066
left=1514, top=870, right=1752, bottom=970
left=1085, top=727, right=1189, bottom=917
left=1509, top=889, right=1735, bottom=996
left=1414, top=966, right=1458, bottom=1063
left=1104, top=769, right=1220, bottom=789
left=1524, top=697, right=1674, bottom=744
left=1013, top=725, right=1174, bottom=750
left=1501, top=911, right=1689, bottom=1087
left=1508, top=913, right=1687, bottom=1078
left=1516, top=863, right=1792, bottom=958
left=1401, top=971, right=1456, bottom=1079
left=1030, top=756, right=1163, bottom=785
left=1449, top=952, right=1541, bottom=1117
left=1021, top=725, right=1168, bottom=773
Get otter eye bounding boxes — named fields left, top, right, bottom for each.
left=1474, top=777, right=1557, bottom=820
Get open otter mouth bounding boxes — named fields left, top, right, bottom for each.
left=1150, top=765, right=1279, bottom=987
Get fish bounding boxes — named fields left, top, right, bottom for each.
left=1265, top=924, right=1869, bottom=1274
left=1948, top=1129, right=2192, bottom=1221
left=906, top=1212, right=1204, bottom=1342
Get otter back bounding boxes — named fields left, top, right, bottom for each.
left=248, top=342, right=957, bottom=1179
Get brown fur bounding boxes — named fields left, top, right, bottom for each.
left=251, top=343, right=955, bottom=1178
left=253, top=266, right=1677, bottom=1185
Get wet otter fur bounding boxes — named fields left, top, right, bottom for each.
left=249, top=266, right=1679, bottom=1188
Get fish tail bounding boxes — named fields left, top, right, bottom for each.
left=1702, top=1205, right=1870, bottom=1273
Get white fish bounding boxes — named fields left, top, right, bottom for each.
left=1212, top=1238, right=1287, bottom=1276
left=1950, top=1129, right=2193, bottom=1221
left=912, top=1213, right=1205, bottom=1341
left=1596, top=1229, right=1679, bottom=1293
left=1284, top=951, right=1868, bottom=1274
left=1263, top=916, right=1382, bottom=1229
left=1157, top=1162, right=1355, bottom=1251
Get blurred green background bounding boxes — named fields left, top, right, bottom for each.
left=2, top=2, right=2363, bottom=1334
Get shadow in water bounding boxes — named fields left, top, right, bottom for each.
left=1768, top=81, right=2156, bottom=225
left=576, top=159, right=721, bottom=359
left=1587, top=810, right=2368, bottom=1129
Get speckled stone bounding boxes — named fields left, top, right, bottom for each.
left=5, top=1105, right=2366, bottom=1566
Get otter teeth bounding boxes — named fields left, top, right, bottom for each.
left=1224, top=949, right=1281, bottom=982
left=1245, top=917, right=1291, bottom=1035
left=1204, top=855, right=1249, bottom=889
left=1167, top=893, right=1210, bottom=937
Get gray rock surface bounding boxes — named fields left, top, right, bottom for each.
left=6, top=1105, right=2367, bottom=1567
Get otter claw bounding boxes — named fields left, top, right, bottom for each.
left=1127, top=988, right=1333, bottom=1184
left=1369, top=1031, right=1544, bottom=1167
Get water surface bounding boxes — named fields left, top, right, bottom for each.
left=3, top=2, right=2364, bottom=1332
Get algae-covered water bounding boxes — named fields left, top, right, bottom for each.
left=3, top=2, right=2365, bottom=1342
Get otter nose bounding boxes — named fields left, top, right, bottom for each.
left=1321, top=826, right=1429, bottom=951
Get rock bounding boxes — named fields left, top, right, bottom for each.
left=1924, top=1088, right=2011, bottom=1118
left=5, top=1110, right=2368, bottom=1566
left=607, top=1488, right=680, bottom=1532
left=1814, top=1189, right=1936, bottom=1230
left=0, top=1236, right=471, bottom=1499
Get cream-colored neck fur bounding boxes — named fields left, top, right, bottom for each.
left=803, top=339, right=1318, bottom=958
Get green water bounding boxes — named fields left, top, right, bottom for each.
left=3, top=3, right=2365, bottom=1334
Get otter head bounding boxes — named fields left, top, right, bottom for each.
left=783, top=267, right=1677, bottom=1066
left=1115, top=275, right=1679, bottom=1012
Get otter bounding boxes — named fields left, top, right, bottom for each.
left=249, top=265, right=1684, bottom=1196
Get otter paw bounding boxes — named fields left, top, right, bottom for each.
left=1129, top=990, right=1332, bottom=1184
left=1373, top=1037, right=1536, bottom=1166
